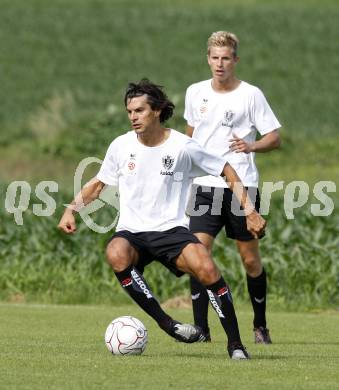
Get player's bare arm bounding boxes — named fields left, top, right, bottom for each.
left=58, top=178, right=105, bottom=234
left=230, top=129, right=281, bottom=154
left=186, top=125, right=194, bottom=138
left=222, top=163, right=266, bottom=239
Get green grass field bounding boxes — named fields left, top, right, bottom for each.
left=1, top=303, right=338, bottom=390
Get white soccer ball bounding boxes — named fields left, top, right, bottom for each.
left=105, top=316, right=148, bottom=356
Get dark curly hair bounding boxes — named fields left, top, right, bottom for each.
left=124, top=78, right=175, bottom=123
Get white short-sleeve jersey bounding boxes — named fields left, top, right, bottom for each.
left=96, top=129, right=226, bottom=232
left=184, top=80, right=281, bottom=188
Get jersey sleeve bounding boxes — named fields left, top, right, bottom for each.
left=250, top=87, right=282, bottom=135
left=185, top=138, right=227, bottom=178
left=183, top=85, right=195, bottom=127
left=96, top=140, right=119, bottom=186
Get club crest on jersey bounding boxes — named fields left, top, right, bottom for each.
left=162, top=155, right=174, bottom=170
left=200, top=98, right=208, bottom=115
left=222, top=110, right=234, bottom=127
left=160, top=155, right=174, bottom=176
left=128, top=162, right=135, bottom=170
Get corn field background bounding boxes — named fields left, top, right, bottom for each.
left=1, top=188, right=338, bottom=308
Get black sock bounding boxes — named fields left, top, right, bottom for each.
left=206, top=277, right=241, bottom=344
left=190, top=276, right=210, bottom=334
left=247, top=269, right=267, bottom=328
left=115, top=265, right=172, bottom=332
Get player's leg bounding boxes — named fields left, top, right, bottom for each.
left=107, top=236, right=169, bottom=326
left=188, top=185, right=224, bottom=340
left=225, top=187, right=272, bottom=344
left=236, top=239, right=271, bottom=344
left=189, top=232, right=214, bottom=339
left=176, top=243, right=249, bottom=359
left=106, top=234, right=203, bottom=343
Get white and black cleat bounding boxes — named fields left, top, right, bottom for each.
left=228, top=342, right=250, bottom=360
left=173, top=323, right=204, bottom=343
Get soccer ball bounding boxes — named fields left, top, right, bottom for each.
left=105, top=316, right=148, bottom=356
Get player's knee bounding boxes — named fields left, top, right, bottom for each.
left=243, top=256, right=262, bottom=276
left=105, top=244, right=131, bottom=272
left=195, top=259, right=220, bottom=285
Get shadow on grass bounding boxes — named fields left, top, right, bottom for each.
left=149, top=352, right=290, bottom=360
left=274, top=341, right=339, bottom=346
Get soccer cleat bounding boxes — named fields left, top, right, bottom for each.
left=175, top=329, right=211, bottom=343
left=171, top=322, right=205, bottom=343
left=200, top=331, right=211, bottom=342
left=254, top=327, right=272, bottom=344
left=199, top=327, right=211, bottom=342
left=227, top=342, right=250, bottom=360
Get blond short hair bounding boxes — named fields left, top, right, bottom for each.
left=207, top=31, right=239, bottom=56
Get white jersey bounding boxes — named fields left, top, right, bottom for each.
left=97, top=129, right=226, bottom=232
left=184, top=79, right=281, bottom=188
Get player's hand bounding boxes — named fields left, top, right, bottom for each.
left=58, top=210, right=77, bottom=234
left=246, top=210, right=266, bottom=239
left=229, top=135, right=254, bottom=154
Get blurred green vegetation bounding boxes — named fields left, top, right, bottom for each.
left=1, top=1, right=339, bottom=158
left=0, top=188, right=338, bottom=308
left=0, top=0, right=338, bottom=307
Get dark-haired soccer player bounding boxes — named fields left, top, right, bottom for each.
left=58, top=79, right=266, bottom=359
left=185, top=31, right=281, bottom=344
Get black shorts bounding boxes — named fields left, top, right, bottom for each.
left=109, top=226, right=200, bottom=277
left=188, top=185, right=262, bottom=241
